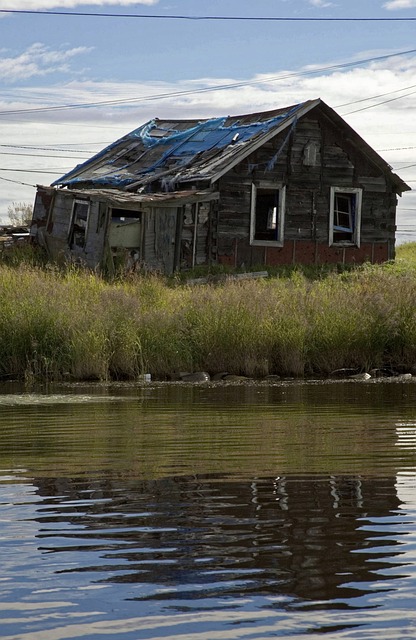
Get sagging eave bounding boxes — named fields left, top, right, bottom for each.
left=40, top=185, right=220, bottom=208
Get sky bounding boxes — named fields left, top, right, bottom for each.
left=0, top=0, right=415, bottom=242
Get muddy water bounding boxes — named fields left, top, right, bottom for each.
left=1, top=379, right=416, bottom=639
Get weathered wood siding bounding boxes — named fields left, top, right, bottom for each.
left=179, top=201, right=212, bottom=269
left=143, top=206, right=178, bottom=274
left=216, top=110, right=398, bottom=266
left=32, top=189, right=107, bottom=269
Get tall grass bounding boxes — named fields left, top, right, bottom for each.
left=0, top=244, right=415, bottom=381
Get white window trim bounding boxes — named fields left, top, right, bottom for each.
left=250, top=183, right=286, bottom=247
left=329, top=186, right=362, bottom=248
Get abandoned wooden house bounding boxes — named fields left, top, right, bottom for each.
left=30, top=98, right=410, bottom=274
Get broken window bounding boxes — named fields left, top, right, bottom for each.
left=250, top=183, right=285, bottom=246
left=69, top=200, right=90, bottom=249
left=329, top=187, right=362, bottom=246
left=109, top=208, right=142, bottom=249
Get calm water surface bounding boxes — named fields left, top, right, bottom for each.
left=1, top=379, right=416, bottom=640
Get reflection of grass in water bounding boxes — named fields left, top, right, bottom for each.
left=0, top=393, right=121, bottom=405
left=0, top=382, right=409, bottom=479
left=0, top=246, right=415, bottom=381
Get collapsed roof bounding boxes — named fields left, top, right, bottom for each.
left=53, top=98, right=410, bottom=195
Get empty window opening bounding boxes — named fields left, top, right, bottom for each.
left=111, top=208, right=142, bottom=223
left=69, top=200, right=89, bottom=249
left=250, top=184, right=285, bottom=246
left=109, top=207, right=142, bottom=249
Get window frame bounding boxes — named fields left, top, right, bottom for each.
left=329, top=186, right=362, bottom=247
left=249, top=182, right=286, bottom=247
left=68, top=199, right=90, bottom=249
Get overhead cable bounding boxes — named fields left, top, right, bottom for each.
left=0, top=175, right=35, bottom=187
left=0, top=167, right=68, bottom=175
left=341, top=88, right=416, bottom=115
left=1, top=9, right=416, bottom=21
left=0, top=48, right=415, bottom=117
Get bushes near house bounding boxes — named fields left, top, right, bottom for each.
left=0, top=245, right=415, bottom=382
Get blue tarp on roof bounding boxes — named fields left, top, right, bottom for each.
left=132, top=113, right=292, bottom=151
left=53, top=103, right=305, bottom=188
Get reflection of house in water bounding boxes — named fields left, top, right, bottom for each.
left=34, top=473, right=403, bottom=607
left=396, top=422, right=416, bottom=450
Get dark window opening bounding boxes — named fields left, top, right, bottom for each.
left=111, top=208, right=142, bottom=223
left=254, top=188, right=280, bottom=242
left=69, top=201, right=89, bottom=249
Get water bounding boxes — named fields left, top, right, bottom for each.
left=1, top=379, right=416, bottom=639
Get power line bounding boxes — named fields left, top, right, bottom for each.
left=3, top=140, right=411, bottom=155
left=0, top=175, right=35, bottom=187
left=377, top=146, right=416, bottom=151
left=0, top=167, right=68, bottom=175
left=1, top=48, right=415, bottom=117
left=1, top=9, right=416, bottom=21
left=0, top=151, right=88, bottom=160
left=341, top=88, right=416, bottom=115
left=336, top=84, right=416, bottom=109
left=0, top=143, right=97, bottom=153
left=394, top=163, right=416, bottom=170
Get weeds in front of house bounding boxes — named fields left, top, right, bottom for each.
left=0, top=246, right=415, bottom=381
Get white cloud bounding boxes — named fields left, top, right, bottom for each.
left=0, top=51, right=414, bottom=239
left=384, top=0, right=416, bottom=8
left=0, top=0, right=158, bottom=7
left=309, top=0, right=334, bottom=7
left=0, top=43, right=92, bottom=80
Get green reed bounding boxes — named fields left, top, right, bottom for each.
left=0, top=245, right=415, bottom=381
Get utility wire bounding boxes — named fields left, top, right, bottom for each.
left=0, top=175, right=35, bottom=187
left=0, top=142, right=412, bottom=160
left=0, top=143, right=102, bottom=153
left=1, top=9, right=416, bottom=21
left=0, top=151, right=88, bottom=160
left=336, top=84, right=416, bottom=108
left=341, top=88, right=416, bottom=115
left=1, top=48, right=415, bottom=117
left=393, top=163, right=416, bottom=170
left=0, top=167, right=69, bottom=175
left=377, top=146, right=416, bottom=151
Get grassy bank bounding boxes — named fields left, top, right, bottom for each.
left=0, top=243, right=415, bottom=381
